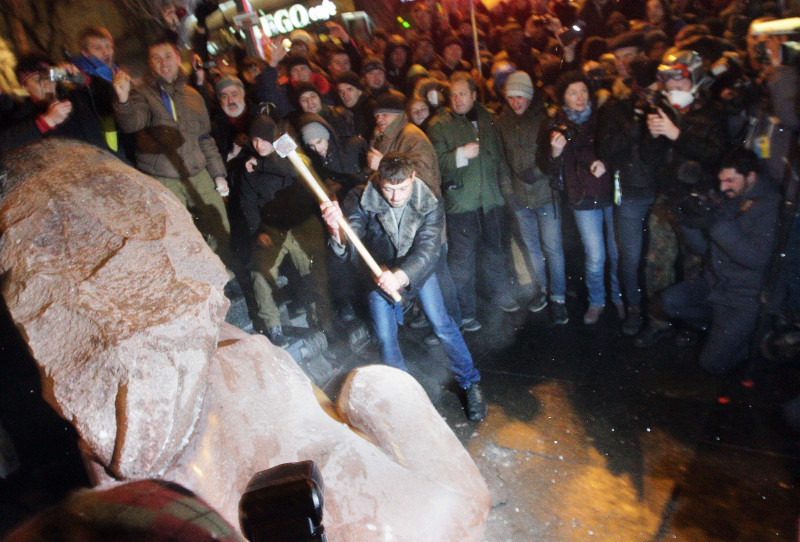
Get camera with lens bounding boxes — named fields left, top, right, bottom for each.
left=43, top=67, right=87, bottom=85
left=676, top=190, right=717, bottom=219
left=674, top=160, right=719, bottom=227
left=240, top=460, right=326, bottom=542
left=552, top=123, right=578, bottom=142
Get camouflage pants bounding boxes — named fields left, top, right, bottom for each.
left=645, top=195, right=702, bottom=308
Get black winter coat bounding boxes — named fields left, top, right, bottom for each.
left=645, top=94, right=728, bottom=197
left=297, top=113, right=368, bottom=199
left=596, top=94, right=658, bottom=201
left=681, top=177, right=780, bottom=307
left=0, top=90, right=107, bottom=153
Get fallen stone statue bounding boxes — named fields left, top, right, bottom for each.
left=0, top=139, right=491, bottom=540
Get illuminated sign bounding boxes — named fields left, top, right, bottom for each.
left=260, top=0, right=337, bottom=37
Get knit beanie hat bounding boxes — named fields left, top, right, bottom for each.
left=374, top=90, right=406, bottom=115
left=505, top=71, right=534, bottom=99
left=248, top=114, right=277, bottom=141
left=215, top=76, right=244, bottom=94
left=16, top=54, right=51, bottom=85
left=301, top=121, right=331, bottom=143
left=335, top=71, right=363, bottom=91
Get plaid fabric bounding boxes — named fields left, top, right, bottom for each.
left=6, top=480, right=245, bottom=542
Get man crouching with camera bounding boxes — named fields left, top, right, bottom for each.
left=656, top=149, right=780, bottom=374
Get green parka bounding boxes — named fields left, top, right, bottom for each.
left=426, top=103, right=508, bottom=214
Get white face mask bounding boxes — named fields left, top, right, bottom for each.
left=666, top=89, right=695, bottom=109
left=427, top=89, right=439, bottom=107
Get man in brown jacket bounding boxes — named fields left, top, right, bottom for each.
left=113, top=34, right=231, bottom=262
left=367, top=90, right=441, bottom=198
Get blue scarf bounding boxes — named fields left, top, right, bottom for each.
left=563, top=102, right=592, bottom=125
left=72, top=54, right=116, bottom=83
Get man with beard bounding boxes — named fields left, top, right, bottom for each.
left=211, top=76, right=256, bottom=163
left=657, top=149, right=779, bottom=374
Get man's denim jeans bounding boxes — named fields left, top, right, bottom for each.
left=515, top=203, right=567, bottom=303
left=368, top=272, right=481, bottom=388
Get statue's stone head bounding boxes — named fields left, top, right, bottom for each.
left=0, top=140, right=229, bottom=478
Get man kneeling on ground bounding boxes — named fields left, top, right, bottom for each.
left=320, top=153, right=487, bottom=420
left=657, top=148, right=780, bottom=374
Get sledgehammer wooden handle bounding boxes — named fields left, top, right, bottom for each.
left=282, top=145, right=403, bottom=303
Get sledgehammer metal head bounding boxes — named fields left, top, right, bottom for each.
left=273, top=133, right=298, bottom=158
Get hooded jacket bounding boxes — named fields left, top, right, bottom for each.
left=297, top=113, right=368, bottom=197
left=114, top=71, right=226, bottom=180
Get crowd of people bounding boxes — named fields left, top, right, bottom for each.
left=1, top=0, right=798, bottom=420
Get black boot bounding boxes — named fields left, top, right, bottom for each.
left=465, top=383, right=488, bottom=421
left=266, top=325, right=289, bottom=348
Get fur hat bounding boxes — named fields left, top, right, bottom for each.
left=283, top=53, right=311, bottom=72
left=335, top=71, right=363, bottom=91
left=607, top=31, right=644, bottom=52
left=374, top=90, right=406, bottom=115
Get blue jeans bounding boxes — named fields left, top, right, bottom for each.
left=572, top=206, right=621, bottom=307
left=436, top=242, right=462, bottom=324
left=615, top=197, right=654, bottom=307
left=515, top=203, right=567, bottom=303
left=368, top=273, right=481, bottom=388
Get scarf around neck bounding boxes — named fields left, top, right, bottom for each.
left=563, top=102, right=592, bottom=125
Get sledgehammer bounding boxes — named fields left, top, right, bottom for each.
left=273, top=133, right=402, bottom=303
